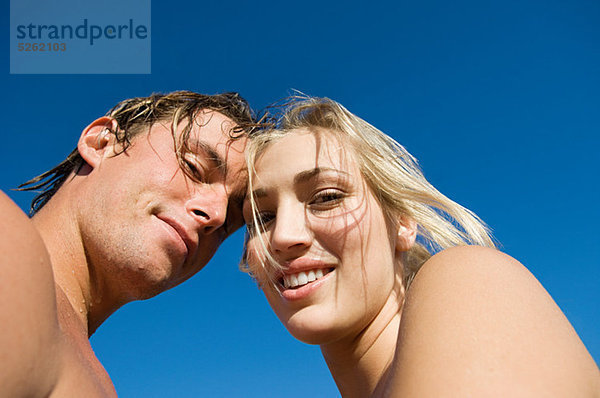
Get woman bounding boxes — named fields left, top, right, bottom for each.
left=241, top=97, right=599, bottom=397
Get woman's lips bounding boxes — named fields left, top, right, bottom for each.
left=282, top=267, right=334, bottom=289
left=280, top=268, right=335, bottom=301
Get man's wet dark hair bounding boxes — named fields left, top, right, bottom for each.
left=18, top=90, right=261, bottom=214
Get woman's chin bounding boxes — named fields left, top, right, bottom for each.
left=285, top=318, right=346, bottom=346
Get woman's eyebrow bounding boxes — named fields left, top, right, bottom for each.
left=293, top=167, right=349, bottom=185
left=251, top=187, right=267, bottom=199
left=250, top=168, right=350, bottom=200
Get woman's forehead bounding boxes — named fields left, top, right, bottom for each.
left=256, top=129, right=355, bottom=172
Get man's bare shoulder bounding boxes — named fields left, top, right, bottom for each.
left=0, top=191, right=54, bottom=283
left=389, top=246, right=600, bottom=397
left=0, top=191, right=62, bottom=397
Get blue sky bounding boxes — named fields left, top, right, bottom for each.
left=2, top=0, right=599, bottom=396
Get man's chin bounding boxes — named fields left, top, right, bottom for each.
left=114, top=262, right=181, bottom=302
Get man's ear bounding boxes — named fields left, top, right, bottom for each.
left=77, top=117, right=119, bottom=168
left=396, top=217, right=417, bottom=252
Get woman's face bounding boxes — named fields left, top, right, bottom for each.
left=244, top=129, right=403, bottom=345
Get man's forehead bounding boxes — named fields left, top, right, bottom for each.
left=190, top=111, right=244, bottom=143
left=149, top=109, right=236, bottom=139
left=189, top=110, right=238, bottom=136
left=189, top=113, right=247, bottom=178
left=142, top=110, right=247, bottom=179
left=183, top=110, right=245, bottom=152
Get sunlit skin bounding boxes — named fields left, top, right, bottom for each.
left=37, top=111, right=248, bottom=327
left=244, top=129, right=600, bottom=397
left=245, top=130, right=407, bottom=345
left=0, top=110, right=248, bottom=397
left=244, top=130, right=417, bottom=396
left=65, top=111, right=248, bottom=305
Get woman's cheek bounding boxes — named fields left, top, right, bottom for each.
left=248, top=244, right=288, bottom=291
left=245, top=241, right=271, bottom=284
left=312, top=205, right=369, bottom=247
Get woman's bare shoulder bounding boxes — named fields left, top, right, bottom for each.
left=0, top=191, right=61, bottom=396
left=387, top=246, right=600, bottom=397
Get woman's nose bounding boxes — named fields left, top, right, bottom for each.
left=270, top=204, right=312, bottom=257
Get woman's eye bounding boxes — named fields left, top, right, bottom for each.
left=256, top=212, right=275, bottom=225
left=246, top=211, right=275, bottom=233
left=311, top=189, right=345, bottom=205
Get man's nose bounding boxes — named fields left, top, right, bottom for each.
left=186, top=188, right=228, bottom=234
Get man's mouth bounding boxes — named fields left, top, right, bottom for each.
left=155, top=215, right=198, bottom=260
left=282, top=268, right=334, bottom=289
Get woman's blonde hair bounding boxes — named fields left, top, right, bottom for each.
left=242, top=96, right=496, bottom=288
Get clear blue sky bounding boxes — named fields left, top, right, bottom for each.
left=2, top=0, right=599, bottom=396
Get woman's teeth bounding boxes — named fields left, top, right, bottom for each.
left=283, top=268, right=331, bottom=289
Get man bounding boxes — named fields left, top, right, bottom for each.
left=0, top=91, right=257, bottom=397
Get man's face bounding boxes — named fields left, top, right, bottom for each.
left=79, top=111, right=247, bottom=300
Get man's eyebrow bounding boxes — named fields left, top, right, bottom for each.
left=188, top=138, right=227, bottom=175
left=250, top=167, right=349, bottom=199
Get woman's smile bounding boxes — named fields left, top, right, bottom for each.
left=244, top=130, right=400, bottom=344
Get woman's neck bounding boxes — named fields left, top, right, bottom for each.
left=320, top=289, right=404, bottom=398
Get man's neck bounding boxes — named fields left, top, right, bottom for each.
left=31, top=189, right=118, bottom=337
